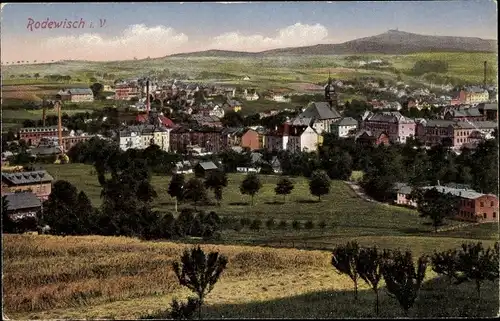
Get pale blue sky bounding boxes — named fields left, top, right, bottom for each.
left=1, top=1, right=497, bottom=61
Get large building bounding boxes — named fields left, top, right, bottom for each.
left=18, top=126, right=69, bottom=147
left=1, top=170, right=54, bottom=201
left=393, top=183, right=498, bottom=223
left=361, top=111, right=415, bottom=144
left=118, top=124, right=171, bottom=152
left=57, top=88, right=94, bottom=102
left=415, top=119, right=497, bottom=149
left=291, top=101, right=342, bottom=134
left=115, top=84, right=140, bottom=100
left=3, top=192, right=42, bottom=221
left=457, top=87, right=490, bottom=104
left=330, top=117, right=359, bottom=138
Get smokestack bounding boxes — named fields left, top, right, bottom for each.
left=146, top=79, right=150, bottom=116
left=483, top=61, right=487, bottom=89
left=42, top=106, right=46, bottom=127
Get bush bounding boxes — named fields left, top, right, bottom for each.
left=167, top=297, right=199, bottom=320
left=278, top=220, right=287, bottom=229
left=249, top=219, right=262, bottom=231
left=292, top=220, right=301, bottom=230
left=319, top=220, right=327, bottom=229
left=232, top=222, right=243, bottom=232
left=265, top=218, right=276, bottom=230
left=304, top=220, right=314, bottom=229
left=240, top=218, right=251, bottom=227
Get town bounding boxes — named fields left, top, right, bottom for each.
left=1, top=2, right=499, bottom=320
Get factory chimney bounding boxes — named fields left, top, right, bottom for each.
left=483, top=61, right=487, bottom=89
left=146, top=79, right=150, bottom=116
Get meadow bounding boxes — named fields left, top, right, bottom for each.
left=41, top=163, right=498, bottom=246
left=2, top=234, right=498, bottom=319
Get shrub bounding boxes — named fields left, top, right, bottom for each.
left=381, top=250, right=428, bottom=316
left=167, top=297, right=199, bottom=320
left=249, top=219, right=262, bottom=231
left=240, top=218, right=251, bottom=227
left=265, top=218, right=276, bottom=230
left=232, top=222, right=243, bottom=232
left=304, top=220, right=314, bottom=229
left=319, top=220, right=327, bottom=229
left=292, top=220, right=301, bottom=230
left=278, top=220, right=287, bottom=229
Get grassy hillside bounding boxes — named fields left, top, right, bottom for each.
left=3, top=52, right=496, bottom=94
left=40, top=163, right=497, bottom=246
left=2, top=234, right=498, bottom=319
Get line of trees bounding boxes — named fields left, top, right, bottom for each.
left=331, top=241, right=499, bottom=317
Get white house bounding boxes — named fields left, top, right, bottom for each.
left=299, top=126, right=321, bottom=152
left=209, top=105, right=225, bottom=118
left=243, top=89, right=259, bottom=101
left=270, top=94, right=291, bottom=103
left=330, top=117, right=358, bottom=138
left=119, top=130, right=142, bottom=151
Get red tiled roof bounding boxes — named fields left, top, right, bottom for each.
left=135, top=114, right=175, bottom=128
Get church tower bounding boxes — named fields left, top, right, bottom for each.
left=324, top=71, right=338, bottom=109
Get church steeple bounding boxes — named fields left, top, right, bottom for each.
left=325, top=71, right=337, bottom=109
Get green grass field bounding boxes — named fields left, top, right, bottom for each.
left=41, top=163, right=497, bottom=246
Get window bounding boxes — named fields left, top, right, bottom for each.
left=491, top=201, right=494, bottom=207
left=494, top=212, right=497, bottom=218
left=480, top=202, right=484, bottom=207
left=483, top=213, right=487, bottom=219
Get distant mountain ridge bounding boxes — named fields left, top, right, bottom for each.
left=169, top=30, right=497, bottom=57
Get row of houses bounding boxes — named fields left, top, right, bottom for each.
left=17, top=126, right=98, bottom=152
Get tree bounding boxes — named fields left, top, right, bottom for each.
left=34, top=73, right=40, bottom=80
left=430, top=248, right=459, bottom=284
left=183, top=178, right=208, bottom=210
left=265, top=218, right=275, bottom=229
left=42, top=180, right=82, bottom=235
left=454, top=242, right=499, bottom=302
left=309, top=170, right=331, bottom=201
left=2, top=196, right=16, bottom=233
left=381, top=250, right=428, bottom=316
left=240, top=173, right=262, bottom=205
left=168, top=174, right=185, bottom=213
left=90, top=82, right=104, bottom=99
left=409, top=187, right=459, bottom=232
left=331, top=241, right=361, bottom=301
left=249, top=219, right=262, bottom=231
left=356, top=246, right=385, bottom=315
left=274, top=177, right=294, bottom=202
left=172, top=246, right=228, bottom=320
left=204, top=170, right=228, bottom=206
left=167, top=297, right=199, bottom=320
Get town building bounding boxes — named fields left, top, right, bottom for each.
left=169, top=127, right=227, bottom=153
left=194, top=161, right=219, bottom=177
left=115, top=84, right=140, bottom=100
left=362, top=112, right=415, bottom=144
left=240, top=128, right=262, bottom=151
left=1, top=170, right=54, bottom=201
left=18, top=126, right=69, bottom=147
left=330, top=117, right=359, bottom=138
left=57, top=88, right=94, bottom=102
left=3, top=192, right=42, bottom=221
left=291, top=101, right=342, bottom=134
left=478, top=103, right=498, bottom=121
left=354, top=130, right=390, bottom=146
left=457, top=87, right=490, bottom=104
left=393, top=183, right=498, bottom=223
left=443, top=106, right=486, bottom=122
left=118, top=125, right=171, bottom=152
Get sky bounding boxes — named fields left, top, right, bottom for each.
left=0, top=1, right=497, bottom=62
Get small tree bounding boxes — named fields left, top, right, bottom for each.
left=266, top=218, right=276, bottom=229
left=240, top=172, right=262, bottom=205
left=204, top=170, right=228, bottom=206
left=454, top=242, right=499, bottom=302
left=430, top=249, right=459, bottom=284
left=292, top=220, right=301, bottom=230
left=168, top=297, right=199, bottom=320
left=381, top=250, right=428, bottom=316
left=304, top=220, right=314, bottom=229
left=309, top=170, right=331, bottom=201
left=172, top=246, right=228, bottom=320
left=319, top=220, right=327, bottom=229
left=331, top=241, right=361, bottom=301
left=249, top=219, right=262, bottom=230
left=183, top=178, right=208, bottom=210
left=168, top=174, right=185, bottom=213
left=356, top=246, right=385, bottom=315
left=409, top=187, right=459, bottom=232
left=274, top=177, right=294, bottom=202
left=278, top=220, right=287, bottom=229
left=240, top=217, right=251, bottom=227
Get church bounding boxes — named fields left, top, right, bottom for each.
left=290, top=74, right=342, bottom=134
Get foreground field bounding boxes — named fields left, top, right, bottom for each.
left=2, top=234, right=498, bottom=319
left=41, top=163, right=497, bottom=245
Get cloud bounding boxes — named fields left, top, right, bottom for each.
left=210, top=23, right=329, bottom=51
left=41, top=24, right=189, bottom=60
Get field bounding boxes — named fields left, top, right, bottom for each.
left=2, top=234, right=498, bottom=319
left=41, top=163, right=498, bottom=247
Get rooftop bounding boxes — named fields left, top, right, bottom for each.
left=2, top=170, right=54, bottom=185
left=4, top=192, right=42, bottom=211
